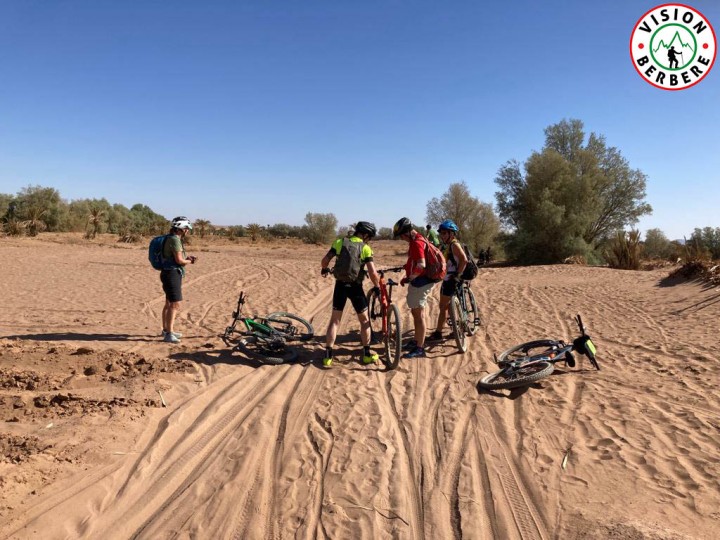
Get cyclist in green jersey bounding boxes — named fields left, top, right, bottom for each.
left=320, top=221, right=381, bottom=367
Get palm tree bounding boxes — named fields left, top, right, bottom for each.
left=194, top=219, right=211, bottom=239
left=22, top=206, right=48, bottom=237
left=85, top=207, right=106, bottom=239
left=246, top=223, right=263, bottom=242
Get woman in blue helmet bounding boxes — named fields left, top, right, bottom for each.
left=428, top=219, right=468, bottom=342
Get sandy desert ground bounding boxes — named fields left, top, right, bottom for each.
left=0, top=234, right=718, bottom=539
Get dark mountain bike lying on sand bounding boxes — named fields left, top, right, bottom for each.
left=478, top=315, right=599, bottom=390
left=222, top=292, right=314, bottom=364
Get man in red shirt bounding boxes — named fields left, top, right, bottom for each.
left=393, top=217, right=437, bottom=358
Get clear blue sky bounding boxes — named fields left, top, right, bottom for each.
left=0, top=0, right=717, bottom=240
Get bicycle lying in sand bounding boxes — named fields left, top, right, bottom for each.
left=478, top=315, right=599, bottom=390
left=222, top=292, right=314, bottom=364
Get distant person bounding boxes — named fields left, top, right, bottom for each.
left=426, top=224, right=441, bottom=248
left=394, top=217, right=438, bottom=358
left=161, top=217, right=197, bottom=344
left=320, top=221, right=381, bottom=367
left=428, top=220, right=467, bottom=342
left=668, top=46, right=681, bottom=69
left=485, top=246, right=492, bottom=264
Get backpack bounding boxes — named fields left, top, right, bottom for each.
left=460, top=244, right=479, bottom=281
left=148, top=235, right=172, bottom=271
left=422, top=237, right=446, bottom=281
left=334, top=238, right=365, bottom=283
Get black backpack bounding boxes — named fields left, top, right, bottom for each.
left=448, top=241, right=478, bottom=281
left=461, top=244, right=479, bottom=280
left=334, top=238, right=365, bottom=283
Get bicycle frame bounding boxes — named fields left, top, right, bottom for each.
left=376, top=267, right=401, bottom=333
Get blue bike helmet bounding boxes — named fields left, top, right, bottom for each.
left=438, top=219, right=459, bottom=233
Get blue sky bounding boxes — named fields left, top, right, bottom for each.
left=0, top=0, right=717, bottom=240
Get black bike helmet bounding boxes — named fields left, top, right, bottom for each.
left=354, top=221, right=376, bottom=239
left=393, top=217, right=413, bottom=238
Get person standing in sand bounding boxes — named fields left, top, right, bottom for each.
left=428, top=219, right=467, bottom=342
left=319, top=221, right=381, bottom=367
left=161, top=216, right=197, bottom=344
left=394, top=217, right=437, bottom=359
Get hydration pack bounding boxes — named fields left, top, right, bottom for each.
left=334, top=238, right=365, bottom=283
left=148, top=235, right=172, bottom=270
left=422, top=237, right=446, bottom=281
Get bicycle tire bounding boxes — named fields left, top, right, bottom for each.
left=478, top=361, right=554, bottom=390
left=464, top=286, right=480, bottom=336
left=383, top=303, right=402, bottom=370
left=497, top=340, right=561, bottom=364
left=448, top=295, right=467, bottom=352
left=366, top=289, right=383, bottom=342
left=234, top=335, right=298, bottom=365
left=265, top=312, right=314, bottom=341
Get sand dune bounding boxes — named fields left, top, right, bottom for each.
left=1, top=235, right=718, bottom=539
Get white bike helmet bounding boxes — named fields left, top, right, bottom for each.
left=171, top=216, right=193, bottom=230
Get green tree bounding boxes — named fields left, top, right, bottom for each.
left=13, top=185, right=68, bottom=232
left=643, top=228, right=674, bottom=260
left=495, top=119, right=652, bottom=263
left=0, top=193, right=14, bottom=221
left=194, top=219, right=211, bottom=238
left=303, top=212, right=338, bottom=245
left=426, top=181, right=500, bottom=255
left=689, top=227, right=720, bottom=259
left=377, top=227, right=393, bottom=240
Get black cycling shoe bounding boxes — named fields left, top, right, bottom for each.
left=402, top=339, right=417, bottom=351
left=427, top=330, right=444, bottom=342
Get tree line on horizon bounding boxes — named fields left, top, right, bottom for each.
left=2, top=119, right=718, bottom=267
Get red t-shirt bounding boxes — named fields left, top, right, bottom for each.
left=405, top=233, right=432, bottom=286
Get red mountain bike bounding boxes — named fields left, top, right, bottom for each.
left=366, top=267, right=404, bottom=370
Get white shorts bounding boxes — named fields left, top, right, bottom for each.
left=407, top=282, right=435, bottom=309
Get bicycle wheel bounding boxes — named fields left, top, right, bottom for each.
left=478, top=361, right=554, bottom=390
left=448, top=295, right=467, bottom=353
left=265, top=312, right=314, bottom=341
left=235, top=335, right=298, bottom=365
left=497, top=340, right=561, bottom=364
left=463, top=286, right=480, bottom=336
left=366, top=289, right=383, bottom=343
left=383, top=303, right=402, bottom=370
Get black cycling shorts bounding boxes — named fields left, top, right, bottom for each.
left=332, top=281, right=368, bottom=313
left=440, top=278, right=460, bottom=297
left=160, top=268, right=183, bottom=302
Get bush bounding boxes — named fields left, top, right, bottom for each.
left=606, top=230, right=642, bottom=270
left=303, top=212, right=338, bottom=245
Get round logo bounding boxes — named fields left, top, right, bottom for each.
left=630, top=4, right=716, bottom=90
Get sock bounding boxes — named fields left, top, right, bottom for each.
left=363, top=346, right=371, bottom=356
left=325, top=347, right=333, bottom=358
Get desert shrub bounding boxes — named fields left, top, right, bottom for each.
left=606, top=230, right=642, bottom=270
left=303, top=212, right=338, bottom=245
left=377, top=227, right=393, bottom=240
left=3, top=218, right=25, bottom=236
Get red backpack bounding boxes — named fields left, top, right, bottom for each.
left=421, top=236, right=446, bottom=281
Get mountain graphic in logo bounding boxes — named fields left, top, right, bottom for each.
left=652, top=30, right=695, bottom=54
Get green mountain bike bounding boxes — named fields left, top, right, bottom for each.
left=222, top=292, right=314, bottom=364
left=478, top=315, right=599, bottom=390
